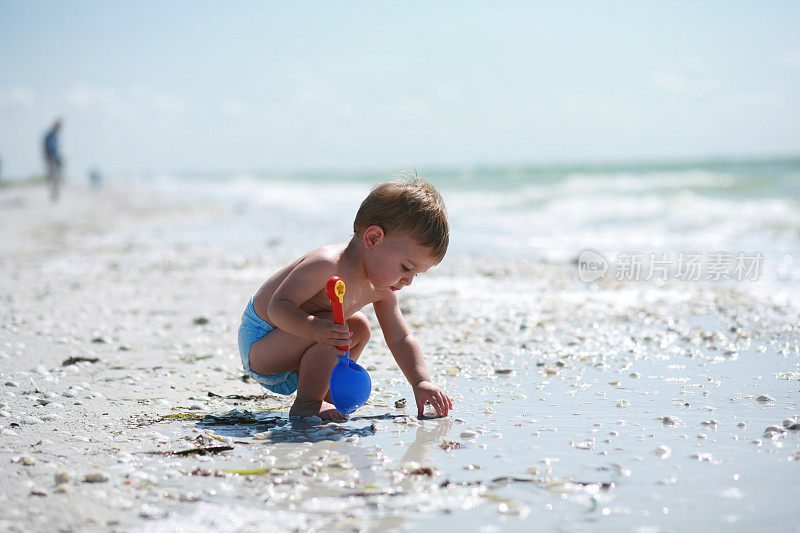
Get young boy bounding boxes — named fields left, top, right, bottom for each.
left=238, top=176, right=454, bottom=422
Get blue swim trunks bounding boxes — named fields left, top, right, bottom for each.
left=237, top=297, right=298, bottom=395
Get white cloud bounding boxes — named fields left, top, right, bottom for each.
left=436, top=85, right=462, bottom=102
left=129, top=86, right=188, bottom=115
left=65, top=83, right=122, bottom=111
left=685, top=57, right=706, bottom=73
left=291, top=89, right=325, bottom=106
left=650, top=67, right=720, bottom=96
left=64, top=83, right=187, bottom=118
left=481, top=97, right=511, bottom=115
left=650, top=70, right=689, bottom=93
left=152, top=95, right=186, bottom=113
left=783, top=50, right=800, bottom=68
left=334, top=102, right=355, bottom=117
left=394, top=98, right=429, bottom=117
left=0, top=86, right=36, bottom=110
left=219, top=99, right=249, bottom=118
left=524, top=97, right=544, bottom=114
left=719, top=90, right=783, bottom=110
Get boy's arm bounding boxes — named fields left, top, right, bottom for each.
left=267, top=257, right=350, bottom=348
left=374, top=293, right=453, bottom=417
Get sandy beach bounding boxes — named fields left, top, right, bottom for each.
left=1, top=180, right=799, bottom=532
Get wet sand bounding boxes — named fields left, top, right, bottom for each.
left=1, top=184, right=798, bottom=532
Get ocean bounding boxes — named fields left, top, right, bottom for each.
left=127, top=156, right=800, bottom=288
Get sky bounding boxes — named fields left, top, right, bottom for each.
left=1, top=1, right=799, bottom=178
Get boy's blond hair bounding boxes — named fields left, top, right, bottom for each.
left=354, top=174, right=449, bottom=263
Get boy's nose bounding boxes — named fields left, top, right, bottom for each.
left=401, top=275, right=414, bottom=286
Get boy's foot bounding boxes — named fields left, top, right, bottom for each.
left=290, top=399, right=348, bottom=422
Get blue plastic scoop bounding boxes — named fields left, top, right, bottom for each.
left=326, top=276, right=371, bottom=414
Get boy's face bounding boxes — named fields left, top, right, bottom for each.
left=363, top=227, right=438, bottom=292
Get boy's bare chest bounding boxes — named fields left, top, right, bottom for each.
left=300, top=283, right=378, bottom=318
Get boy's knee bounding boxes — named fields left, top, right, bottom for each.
left=348, top=312, right=371, bottom=344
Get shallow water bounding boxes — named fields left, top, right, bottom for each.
left=121, top=269, right=799, bottom=532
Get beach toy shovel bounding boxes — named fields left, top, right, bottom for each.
left=326, top=276, right=371, bottom=414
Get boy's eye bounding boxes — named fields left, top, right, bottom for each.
left=401, top=265, right=410, bottom=272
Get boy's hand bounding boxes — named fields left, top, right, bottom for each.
left=413, top=381, right=453, bottom=418
left=311, top=317, right=352, bottom=353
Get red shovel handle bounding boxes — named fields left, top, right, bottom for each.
left=326, top=276, right=349, bottom=351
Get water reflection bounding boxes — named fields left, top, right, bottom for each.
left=401, top=417, right=455, bottom=465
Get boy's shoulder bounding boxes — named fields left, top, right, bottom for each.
left=305, top=243, right=347, bottom=262
left=291, top=243, right=359, bottom=278
left=294, top=244, right=343, bottom=271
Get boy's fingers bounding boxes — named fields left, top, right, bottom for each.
left=430, top=396, right=443, bottom=416
left=436, top=394, right=449, bottom=416
left=437, top=397, right=447, bottom=416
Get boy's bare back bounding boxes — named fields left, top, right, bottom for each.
left=252, top=243, right=388, bottom=327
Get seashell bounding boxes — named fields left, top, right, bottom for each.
left=652, top=445, right=672, bottom=458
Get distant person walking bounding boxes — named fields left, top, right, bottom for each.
left=89, top=167, right=102, bottom=190
left=43, top=119, right=63, bottom=200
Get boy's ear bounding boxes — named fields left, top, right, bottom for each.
left=363, top=225, right=384, bottom=249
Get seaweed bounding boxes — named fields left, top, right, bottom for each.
left=142, top=445, right=234, bottom=456
left=197, top=409, right=284, bottom=438
left=173, top=445, right=233, bottom=456
left=206, top=391, right=269, bottom=401
left=159, top=413, right=205, bottom=421
left=62, top=356, right=99, bottom=366
left=217, top=468, right=271, bottom=475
